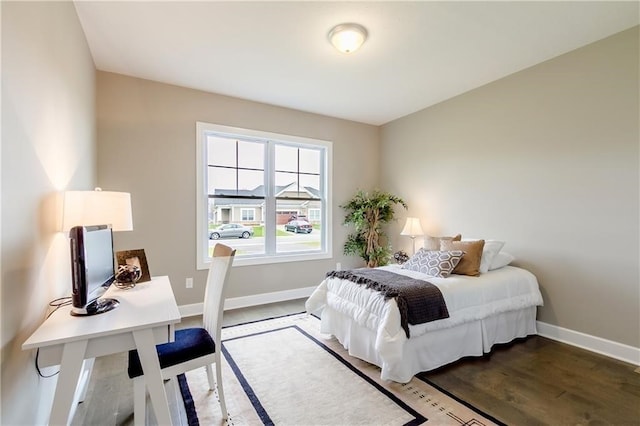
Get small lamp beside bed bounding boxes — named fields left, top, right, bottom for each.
left=400, top=217, right=424, bottom=254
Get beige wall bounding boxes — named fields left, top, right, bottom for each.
left=1, top=2, right=96, bottom=424
left=97, top=72, right=379, bottom=306
left=381, top=27, right=639, bottom=348
left=2, top=8, right=635, bottom=425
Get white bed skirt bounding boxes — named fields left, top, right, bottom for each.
left=319, top=306, right=538, bottom=383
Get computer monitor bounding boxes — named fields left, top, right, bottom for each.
left=69, top=224, right=119, bottom=316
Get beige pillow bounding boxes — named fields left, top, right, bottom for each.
left=440, top=239, right=485, bottom=277
left=424, top=234, right=462, bottom=251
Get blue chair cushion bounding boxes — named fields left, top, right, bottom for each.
left=128, top=327, right=216, bottom=379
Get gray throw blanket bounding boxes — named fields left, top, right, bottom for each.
left=326, top=268, right=449, bottom=338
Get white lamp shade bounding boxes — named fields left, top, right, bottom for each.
left=400, top=217, right=424, bottom=237
left=328, top=23, right=368, bottom=54
left=62, top=189, right=133, bottom=232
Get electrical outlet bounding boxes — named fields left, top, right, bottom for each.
left=185, top=277, right=193, bottom=289
left=336, top=262, right=342, bottom=271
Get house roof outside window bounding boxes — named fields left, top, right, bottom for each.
left=212, top=183, right=320, bottom=205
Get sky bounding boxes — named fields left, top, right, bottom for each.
left=207, top=135, right=321, bottom=193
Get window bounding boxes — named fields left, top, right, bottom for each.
left=196, top=122, right=332, bottom=268
left=308, top=208, right=321, bottom=222
left=241, top=208, right=255, bottom=222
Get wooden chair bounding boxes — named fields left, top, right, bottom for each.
left=127, top=243, right=236, bottom=425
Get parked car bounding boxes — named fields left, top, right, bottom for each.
left=284, top=220, right=312, bottom=234
left=209, top=223, right=254, bottom=239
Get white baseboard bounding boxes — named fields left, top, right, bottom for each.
left=180, top=301, right=640, bottom=367
left=536, top=321, right=640, bottom=366
left=178, top=286, right=316, bottom=318
left=178, top=303, right=203, bottom=318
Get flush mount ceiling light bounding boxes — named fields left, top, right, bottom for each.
left=328, top=23, right=368, bottom=54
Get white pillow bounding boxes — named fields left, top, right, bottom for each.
left=489, top=251, right=514, bottom=270
left=463, top=238, right=505, bottom=274
left=479, top=240, right=505, bottom=273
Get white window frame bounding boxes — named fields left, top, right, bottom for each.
left=240, top=208, right=255, bottom=222
left=196, top=122, right=332, bottom=269
left=308, top=208, right=321, bottom=222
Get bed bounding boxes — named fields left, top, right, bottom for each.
left=305, top=253, right=543, bottom=383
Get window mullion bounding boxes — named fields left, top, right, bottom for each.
left=297, top=148, right=300, bottom=195
left=264, top=141, right=276, bottom=255
left=320, top=148, right=327, bottom=252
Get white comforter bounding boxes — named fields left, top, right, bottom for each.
left=306, top=265, right=543, bottom=367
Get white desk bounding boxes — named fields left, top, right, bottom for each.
left=23, top=276, right=181, bottom=425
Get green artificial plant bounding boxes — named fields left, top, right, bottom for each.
left=341, top=189, right=407, bottom=268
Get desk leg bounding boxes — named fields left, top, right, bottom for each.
left=77, top=358, right=95, bottom=403
left=132, top=329, right=172, bottom=425
left=49, top=340, right=87, bottom=426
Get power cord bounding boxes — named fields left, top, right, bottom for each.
left=47, top=296, right=72, bottom=318
left=35, top=296, right=73, bottom=378
left=35, top=349, right=58, bottom=378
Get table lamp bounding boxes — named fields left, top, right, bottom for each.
left=62, top=188, right=133, bottom=232
left=61, top=188, right=133, bottom=315
left=401, top=217, right=424, bottom=255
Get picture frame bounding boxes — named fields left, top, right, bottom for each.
left=116, top=249, right=151, bottom=283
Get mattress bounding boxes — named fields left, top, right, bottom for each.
left=305, top=264, right=543, bottom=382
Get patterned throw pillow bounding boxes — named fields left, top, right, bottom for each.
left=402, top=249, right=465, bottom=278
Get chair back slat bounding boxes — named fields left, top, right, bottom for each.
left=202, top=244, right=236, bottom=342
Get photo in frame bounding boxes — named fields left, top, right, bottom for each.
left=116, top=249, right=151, bottom=283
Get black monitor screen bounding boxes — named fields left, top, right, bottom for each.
left=70, top=225, right=115, bottom=310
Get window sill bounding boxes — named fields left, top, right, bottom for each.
left=197, top=251, right=332, bottom=270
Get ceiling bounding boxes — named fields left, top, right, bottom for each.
left=74, top=1, right=639, bottom=126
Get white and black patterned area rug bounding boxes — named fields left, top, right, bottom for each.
left=177, top=313, right=504, bottom=426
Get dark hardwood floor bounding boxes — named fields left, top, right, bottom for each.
left=421, top=335, right=640, bottom=425
left=72, top=299, right=640, bottom=425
